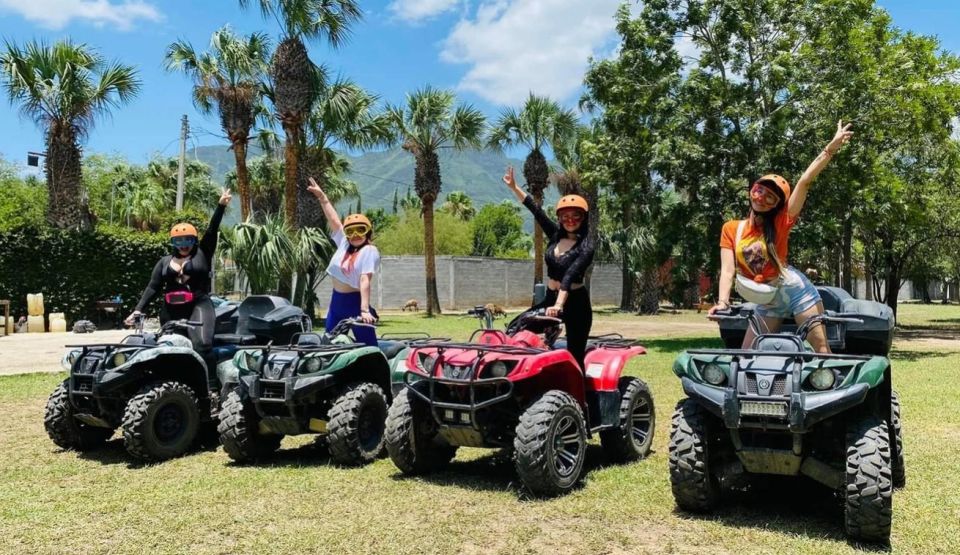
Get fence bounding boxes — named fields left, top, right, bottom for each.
left=311, top=256, right=623, bottom=311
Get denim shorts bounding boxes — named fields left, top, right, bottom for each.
left=754, top=266, right=821, bottom=319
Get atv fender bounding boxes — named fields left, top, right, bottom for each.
left=96, top=347, right=209, bottom=398
left=582, top=346, right=647, bottom=392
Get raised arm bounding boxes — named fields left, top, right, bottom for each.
left=199, top=188, right=231, bottom=257
left=307, top=177, right=343, bottom=234
left=789, top=120, right=853, bottom=220
left=502, top=166, right=558, bottom=237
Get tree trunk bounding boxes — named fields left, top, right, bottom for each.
left=865, top=267, right=874, bottom=301
left=635, top=265, right=660, bottom=315
left=885, top=269, right=901, bottom=320
left=619, top=190, right=635, bottom=311
left=524, top=150, right=549, bottom=285
left=282, top=124, right=302, bottom=229
left=232, top=139, right=252, bottom=221
left=841, top=215, right=853, bottom=292
left=297, top=151, right=325, bottom=229
left=45, top=126, right=89, bottom=230
left=423, top=199, right=441, bottom=316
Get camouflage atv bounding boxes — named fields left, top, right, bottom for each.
left=669, top=309, right=903, bottom=544
left=218, top=318, right=399, bottom=466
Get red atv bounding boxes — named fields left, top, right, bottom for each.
left=385, top=307, right=654, bottom=496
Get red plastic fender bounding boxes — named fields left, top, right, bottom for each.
left=582, top=346, right=647, bottom=392
left=508, top=349, right=587, bottom=405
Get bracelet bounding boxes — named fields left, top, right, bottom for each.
left=361, top=309, right=370, bottom=314
left=717, top=300, right=730, bottom=307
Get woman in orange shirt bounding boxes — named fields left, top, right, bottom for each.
left=709, top=121, right=854, bottom=353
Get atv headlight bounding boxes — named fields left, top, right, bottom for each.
left=244, top=351, right=261, bottom=372
left=809, top=367, right=836, bottom=390
left=300, top=357, right=322, bottom=374
left=62, top=349, right=80, bottom=371
left=417, top=352, right=438, bottom=374
left=485, top=360, right=516, bottom=378
left=702, top=363, right=726, bottom=386
left=110, top=351, right=128, bottom=368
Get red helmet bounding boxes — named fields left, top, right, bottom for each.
left=555, top=195, right=589, bottom=213
left=169, top=222, right=198, bottom=238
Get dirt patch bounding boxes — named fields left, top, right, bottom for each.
left=0, top=330, right=129, bottom=375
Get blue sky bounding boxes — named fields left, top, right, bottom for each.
left=1, top=0, right=957, bottom=174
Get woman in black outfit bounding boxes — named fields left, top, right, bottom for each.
left=502, top=166, right=595, bottom=367
left=125, top=188, right=232, bottom=352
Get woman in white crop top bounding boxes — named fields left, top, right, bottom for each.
left=308, top=177, right=381, bottom=346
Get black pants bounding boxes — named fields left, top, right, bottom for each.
left=160, top=295, right=215, bottom=352
left=534, top=287, right=592, bottom=368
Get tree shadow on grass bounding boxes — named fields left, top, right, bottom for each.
left=675, top=476, right=890, bottom=552
left=888, top=349, right=958, bottom=362
left=390, top=444, right=655, bottom=500
left=640, top=337, right=725, bottom=354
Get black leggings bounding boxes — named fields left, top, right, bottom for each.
left=534, top=288, right=592, bottom=368
left=160, top=295, right=215, bottom=352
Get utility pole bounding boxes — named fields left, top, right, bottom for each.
left=175, top=115, right=189, bottom=211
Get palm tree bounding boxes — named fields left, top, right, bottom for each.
left=488, top=93, right=577, bottom=283
left=239, top=0, right=362, bottom=229
left=299, top=77, right=391, bottom=228
left=145, top=157, right=219, bottom=212
left=388, top=87, right=486, bottom=315
left=441, top=191, right=475, bottom=220
left=164, top=26, right=271, bottom=222
left=1, top=39, right=141, bottom=229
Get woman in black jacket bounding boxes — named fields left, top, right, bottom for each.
left=125, top=188, right=232, bottom=352
left=502, top=167, right=595, bottom=367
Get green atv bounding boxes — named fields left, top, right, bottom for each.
left=669, top=309, right=903, bottom=544
left=218, top=318, right=406, bottom=466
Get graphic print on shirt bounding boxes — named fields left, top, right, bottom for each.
left=736, top=235, right=770, bottom=278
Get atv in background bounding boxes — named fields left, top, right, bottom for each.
left=45, top=295, right=309, bottom=461
left=218, top=318, right=395, bottom=466
left=385, top=307, right=655, bottom=497
left=669, top=309, right=903, bottom=544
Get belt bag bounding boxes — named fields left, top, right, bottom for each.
left=735, top=274, right=780, bottom=305
left=733, top=219, right=780, bottom=305
left=164, top=291, right=195, bottom=305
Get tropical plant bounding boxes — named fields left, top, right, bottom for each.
left=471, top=202, right=529, bottom=258
left=0, top=39, right=141, bottom=229
left=165, top=26, right=272, bottom=221
left=387, top=86, right=486, bottom=315
left=441, top=191, right=475, bottom=221
left=375, top=208, right=473, bottom=257
left=238, top=0, right=362, bottom=228
left=488, top=93, right=577, bottom=283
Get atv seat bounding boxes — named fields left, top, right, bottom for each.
left=378, top=340, right=406, bottom=359
left=213, top=333, right=258, bottom=346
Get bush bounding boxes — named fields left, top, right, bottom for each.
left=376, top=209, right=472, bottom=256
left=0, top=225, right=168, bottom=321
left=0, top=175, right=47, bottom=232
left=471, top=202, right=531, bottom=258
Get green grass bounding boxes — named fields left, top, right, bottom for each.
left=895, top=302, right=960, bottom=330
left=1, top=318, right=957, bottom=554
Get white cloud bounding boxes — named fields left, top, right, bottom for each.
left=0, top=0, right=161, bottom=31
left=439, top=0, right=622, bottom=106
left=388, top=0, right=460, bottom=23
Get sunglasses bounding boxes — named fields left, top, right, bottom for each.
left=558, top=211, right=584, bottom=223
left=750, top=183, right=780, bottom=207
left=171, top=236, right=197, bottom=249
left=344, top=226, right=370, bottom=239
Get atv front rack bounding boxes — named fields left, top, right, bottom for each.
left=409, top=339, right=545, bottom=355
left=686, top=349, right=873, bottom=361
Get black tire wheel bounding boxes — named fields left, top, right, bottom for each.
left=122, top=381, right=200, bottom=461
left=668, top=398, right=719, bottom=512
left=327, top=382, right=389, bottom=466
left=600, top=377, right=655, bottom=462
left=217, top=389, right=282, bottom=462
left=844, top=416, right=893, bottom=544
left=385, top=388, right=457, bottom=475
left=890, top=390, right=905, bottom=488
left=514, top=390, right=587, bottom=497
left=44, top=379, right=113, bottom=450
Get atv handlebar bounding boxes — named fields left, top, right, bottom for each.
left=709, top=308, right=862, bottom=342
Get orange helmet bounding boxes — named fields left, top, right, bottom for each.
left=343, top=213, right=372, bottom=230
left=555, top=195, right=589, bottom=214
left=754, top=174, right=791, bottom=203
left=170, top=222, right=198, bottom=238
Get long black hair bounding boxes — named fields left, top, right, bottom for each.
left=750, top=179, right=786, bottom=276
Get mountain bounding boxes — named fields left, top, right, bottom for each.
left=191, top=145, right=560, bottom=229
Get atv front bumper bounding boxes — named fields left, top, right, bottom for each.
left=681, top=377, right=869, bottom=433
left=402, top=371, right=513, bottom=430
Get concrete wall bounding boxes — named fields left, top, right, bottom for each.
left=312, top=256, right=623, bottom=311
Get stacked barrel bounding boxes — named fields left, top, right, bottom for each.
left=25, top=294, right=67, bottom=333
